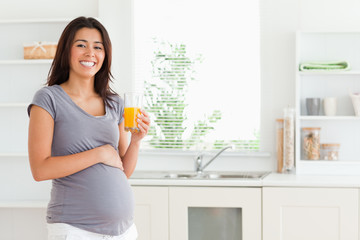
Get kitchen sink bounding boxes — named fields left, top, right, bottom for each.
left=131, top=171, right=270, bottom=180
left=206, top=172, right=269, bottom=179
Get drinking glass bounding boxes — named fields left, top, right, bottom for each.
left=124, top=92, right=143, bottom=133
left=306, top=98, right=320, bottom=116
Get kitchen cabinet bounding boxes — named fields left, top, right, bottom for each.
left=263, top=187, right=359, bottom=240
left=169, top=187, right=261, bottom=240
left=132, top=186, right=169, bottom=240
left=0, top=204, right=47, bottom=240
left=133, top=186, right=261, bottom=240
left=295, top=31, right=360, bottom=175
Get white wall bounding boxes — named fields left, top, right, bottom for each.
left=2, top=0, right=360, bottom=198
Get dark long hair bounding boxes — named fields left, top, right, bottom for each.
left=47, top=16, right=117, bottom=106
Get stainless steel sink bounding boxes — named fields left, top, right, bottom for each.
left=206, top=172, right=269, bottom=179
left=164, top=173, right=199, bottom=179
left=131, top=171, right=270, bottom=180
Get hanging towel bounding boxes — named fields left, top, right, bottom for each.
left=299, top=61, right=350, bottom=71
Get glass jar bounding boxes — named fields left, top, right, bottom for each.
left=283, top=107, right=295, bottom=171
left=321, top=143, right=340, bottom=160
left=301, top=127, right=321, bottom=160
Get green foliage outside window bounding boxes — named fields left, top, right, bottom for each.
left=144, top=39, right=260, bottom=151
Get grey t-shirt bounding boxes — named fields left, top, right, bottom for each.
left=27, top=85, right=134, bottom=236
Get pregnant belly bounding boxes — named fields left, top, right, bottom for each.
left=51, top=163, right=134, bottom=223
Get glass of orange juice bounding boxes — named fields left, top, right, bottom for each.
left=124, top=92, right=143, bottom=133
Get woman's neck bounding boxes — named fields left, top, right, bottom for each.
left=61, top=77, right=97, bottom=98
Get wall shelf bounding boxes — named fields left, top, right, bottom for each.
left=298, top=71, right=360, bottom=76
left=0, top=201, right=47, bottom=208
left=295, top=31, right=360, bottom=175
left=0, top=18, right=72, bottom=24
left=0, top=153, right=28, bottom=157
left=0, top=19, right=66, bottom=161
left=0, top=59, right=53, bottom=65
left=0, top=103, right=29, bottom=107
left=299, top=116, right=360, bottom=120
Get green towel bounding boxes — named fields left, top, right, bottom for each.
left=299, top=61, right=350, bottom=71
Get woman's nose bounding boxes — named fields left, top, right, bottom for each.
left=85, top=48, right=95, bottom=57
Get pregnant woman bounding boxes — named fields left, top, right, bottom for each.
left=27, top=16, right=150, bottom=240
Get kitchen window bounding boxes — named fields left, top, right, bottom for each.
left=133, top=0, right=261, bottom=152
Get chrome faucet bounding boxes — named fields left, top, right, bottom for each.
left=194, top=145, right=234, bottom=175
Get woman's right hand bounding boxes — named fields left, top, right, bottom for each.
left=99, top=144, right=124, bottom=170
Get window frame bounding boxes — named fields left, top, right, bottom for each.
left=108, top=0, right=272, bottom=157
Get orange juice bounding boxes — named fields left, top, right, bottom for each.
left=124, top=107, right=141, bottom=132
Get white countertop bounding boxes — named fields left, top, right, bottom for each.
left=4, top=172, right=360, bottom=208
left=263, top=173, right=360, bottom=188
left=129, top=171, right=360, bottom=188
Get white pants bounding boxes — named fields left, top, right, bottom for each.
left=47, top=223, right=138, bottom=240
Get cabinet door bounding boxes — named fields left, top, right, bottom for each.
left=0, top=208, right=47, bottom=240
left=169, top=187, right=261, bottom=240
left=263, top=187, right=359, bottom=240
left=132, top=186, right=169, bottom=240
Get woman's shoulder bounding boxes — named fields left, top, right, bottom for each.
left=107, top=93, right=124, bottom=107
left=107, top=94, right=124, bottom=119
left=31, top=85, right=66, bottom=107
left=35, top=85, right=62, bottom=96
left=28, top=85, right=61, bottom=118
left=108, top=93, right=122, bottom=101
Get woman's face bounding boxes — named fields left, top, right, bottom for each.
left=69, top=27, right=105, bottom=81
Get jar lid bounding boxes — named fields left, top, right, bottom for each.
left=302, top=127, right=321, bottom=130
left=321, top=143, right=340, bottom=147
left=276, top=118, right=284, bottom=122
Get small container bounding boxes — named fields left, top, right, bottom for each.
left=323, top=97, right=337, bottom=116
left=301, top=127, right=321, bottom=160
left=275, top=119, right=284, bottom=173
left=283, top=107, right=295, bottom=172
left=321, top=143, right=340, bottom=160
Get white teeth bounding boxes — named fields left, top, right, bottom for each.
left=80, top=61, right=95, bottom=67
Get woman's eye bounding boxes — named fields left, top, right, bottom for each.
left=76, top=44, right=86, bottom=48
left=95, top=46, right=102, bottom=50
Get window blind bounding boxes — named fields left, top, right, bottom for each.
left=134, top=0, right=261, bottom=152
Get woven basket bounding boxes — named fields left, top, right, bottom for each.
left=23, top=42, right=57, bottom=59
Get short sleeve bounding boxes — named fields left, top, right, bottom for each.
left=117, top=96, right=124, bottom=124
left=27, top=87, right=56, bottom=119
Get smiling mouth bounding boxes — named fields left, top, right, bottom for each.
left=80, top=61, right=96, bottom=67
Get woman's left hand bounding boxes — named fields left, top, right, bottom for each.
left=131, top=109, right=151, bottom=142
